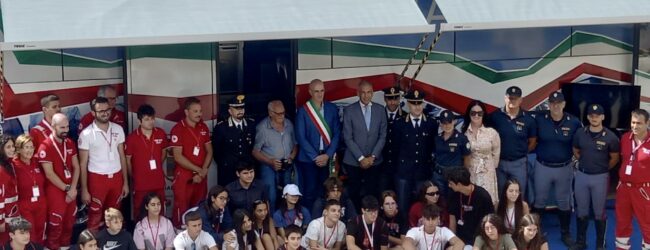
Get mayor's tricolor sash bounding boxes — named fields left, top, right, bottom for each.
left=304, top=100, right=332, bottom=145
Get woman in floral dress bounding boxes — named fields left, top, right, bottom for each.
left=462, top=100, right=501, bottom=204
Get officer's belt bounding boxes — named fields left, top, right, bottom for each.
left=619, top=181, right=650, bottom=188
left=537, top=159, right=573, bottom=168
left=434, top=164, right=453, bottom=174
left=577, top=167, right=608, bottom=175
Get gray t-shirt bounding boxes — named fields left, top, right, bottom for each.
left=473, top=234, right=516, bottom=250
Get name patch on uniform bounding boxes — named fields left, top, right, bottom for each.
left=449, top=143, right=457, bottom=152
left=154, top=139, right=163, bottom=144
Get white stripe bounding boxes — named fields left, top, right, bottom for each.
left=5, top=195, right=19, bottom=203
left=305, top=102, right=331, bottom=143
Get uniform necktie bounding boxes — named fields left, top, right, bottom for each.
left=389, top=113, right=395, bottom=121
left=364, top=105, right=371, bottom=130
left=237, top=124, right=242, bottom=131
left=414, top=118, right=420, bottom=128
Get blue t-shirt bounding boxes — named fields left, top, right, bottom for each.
left=273, top=207, right=312, bottom=228
left=490, top=108, right=537, bottom=160
left=434, top=130, right=471, bottom=167
left=534, top=112, right=582, bottom=163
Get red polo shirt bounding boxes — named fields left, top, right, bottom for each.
left=29, top=120, right=54, bottom=149
left=79, top=109, right=126, bottom=131
left=620, top=131, right=650, bottom=183
left=170, top=119, right=211, bottom=176
left=125, top=127, right=169, bottom=191
left=37, top=136, right=77, bottom=187
left=12, top=157, right=46, bottom=202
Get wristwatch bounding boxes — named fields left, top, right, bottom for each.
left=64, top=185, right=71, bottom=192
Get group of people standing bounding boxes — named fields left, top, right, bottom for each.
left=0, top=79, right=649, bottom=250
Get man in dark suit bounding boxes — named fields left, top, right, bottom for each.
left=212, top=94, right=255, bottom=186
left=393, top=90, right=438, bottom=218
left=295, top=79, right=342, bottom=208
left=342, top=80, right=388, bottom=208
left=380, top=86, right=406, bottom=192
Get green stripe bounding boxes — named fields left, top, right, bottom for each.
left=299, top=32, right=632, bottom=84
left=127, top=43, right=213, bottom=60
left=637, top=70, right=650, bottom=80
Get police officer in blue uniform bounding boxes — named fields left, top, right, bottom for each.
left=572, top=104, right=619, bottom=250
left=379, top=86, right=406, bottom=192
left=532, top=91, right=582, bottom=247
left=393, top=90, right=437, bottom=219
left=212, top=94, right=256, bottom=186
left=489, top=86, right=537, bottom=197
left=433, top=110, right=471, bottom=196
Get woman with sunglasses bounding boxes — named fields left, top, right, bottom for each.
left=408, top=181, right=449, bottom=228
left=462, top=100, right=500, bottom=205
left=250, top=199, right=279, bottom=250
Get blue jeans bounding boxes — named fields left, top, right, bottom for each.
left=296, top=161, right=329, bottom=211
left=260, top=164, right=299, bottom=212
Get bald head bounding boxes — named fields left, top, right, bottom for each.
left=308, top=79, right=325, bottom=104
left=268, top=100, right=286, bottom=124
left=51, top=113, right=70, bottom=139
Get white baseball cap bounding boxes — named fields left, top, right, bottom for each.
left=283, top=184, right=302, bottom=197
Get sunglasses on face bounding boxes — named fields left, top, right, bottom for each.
left=426, top=191, right=440, bottom=196
left=470, top=111, right=484, bottom=117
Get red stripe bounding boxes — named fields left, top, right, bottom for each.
left=303, top=103, right=330, bottom=145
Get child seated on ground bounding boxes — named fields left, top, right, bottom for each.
left=96, top=208, right=137, bottom=250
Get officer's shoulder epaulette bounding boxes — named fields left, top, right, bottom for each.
left=246, top=117, right=255, bottom=122
left=216, top=120, right=225, bottom=125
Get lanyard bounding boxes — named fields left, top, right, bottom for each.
left=147, top=217, right=161, bottom=250
left=42, top=120, right=54, bottom=133
left=631, top=135, right=650, bottom=161
left=459, top=185, right=474, bottom=223
left=99, top=127, right=114, bottom=150
left=182, top=120, right=202, bottom=146
left=139, top=129, right=157, bottom=160
left=422, top=228, right=437, bottom=250
left=50, top=134, right=68, bottom=169
left=505, top=208, right=514, bottom=230
left=323, top=221, right=338, bottom=247
left=284, top=210, right=301, bottom=225
left=362, top=220, right=375, bottom=249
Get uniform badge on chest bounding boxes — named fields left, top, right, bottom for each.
left=515, top=121, right=525, bottom=132
left=449, top=143, right=457, bottom=152
left=561, top=127, right=571, bottom=137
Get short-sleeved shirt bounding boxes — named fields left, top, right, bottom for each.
left=473, top=234, right=517, bottom=250
left=254, top=117, right=297, bottom=160
left=29, top=119, right=54, bottom=149
left=96, top=229, right=137, bottom=250
left=490, top=108, right=536, bottom=160
left=78, top=122, right=125, bottom=175
left=380, top=212, right=408, bottom=239
left=273, top=207, right=312, bottom=228
left=448, top=185, right=495, bottom=245
left=125, top=127, right=169, bottom=191
left=534, top=112, right=582, bottom=163
left=435, top=130, right=471, bottom=167
left=573, top=127, right=620, bottom=174
left=225, top=180, right=269, bottom=212
left=405, top=226, right=456, bottom=250
left=619, top=131, right=650, bottom=183
left=301, top=217, right=346, bottom=249
left=133, top=216, right=176, bottom=250
left=346, top=215, right=389, bottom=250
left=173, top=230, right=216, bottom=250
left=12, top=157, right=46, bottom=203
left=170, top=120, right=211, bottom=174
left=38, top=136, right=77, bottom=186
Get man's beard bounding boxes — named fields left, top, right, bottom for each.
left=57, top=132, right=68, bottom=139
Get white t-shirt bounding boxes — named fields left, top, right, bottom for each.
left=78, top=121, right=125, bottom=174
left=301, top=217, right=346, bottom=249
left=405, top=226, right=456, bottom=250
left=173, top=230, right=216, bottom=250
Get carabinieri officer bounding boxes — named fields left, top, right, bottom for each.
left=572, top=104, right=619, bottom=250
left=532, top=91, right=581, bottom=248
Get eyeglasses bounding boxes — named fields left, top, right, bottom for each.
left=95, top=108, right=113, bottom=114
left=470, top=111, right=484, bottom=117
left=426, top=191, right=440, bottom=196
left=271, top=110, right=286, bottom=116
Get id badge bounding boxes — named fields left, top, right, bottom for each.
left=149, top=159, right=157, bottom=170
left=457, top=220, right=464, bottom=226
left=64, top=169, right=72, bottom=179
left=31, top=197, right=38, bottom=202
left=32, top=186, right=40, bottom=197
left=294, top=218, right=303, bottom=227
left=625, top=165, right=633, bottom=175
left=193, top=146, right=200, bottom=156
